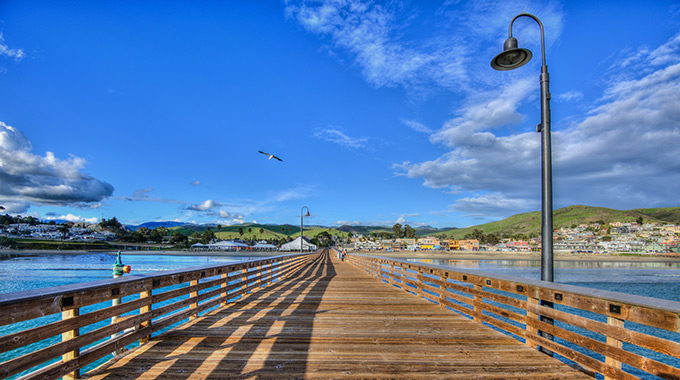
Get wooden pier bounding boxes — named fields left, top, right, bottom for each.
left=82, top=251, right=589, bottom=379
left=1, top=249, right=678, bottom=379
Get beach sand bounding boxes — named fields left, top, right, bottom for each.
left=2, top=248, right=679, bottom=263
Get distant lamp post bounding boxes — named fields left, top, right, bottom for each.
left=491, top=13, right=554, bottom=283
left=300, top=206, right=310, bottom=254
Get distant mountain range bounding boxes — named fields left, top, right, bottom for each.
left=124, top=205, right=680, bottom=238
left=126, top=221, right=456, bottom=237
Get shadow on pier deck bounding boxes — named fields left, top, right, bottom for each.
left=83, top=251, right=589, bottom=379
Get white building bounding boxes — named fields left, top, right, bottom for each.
left=280, top=237, right=317, bottom=251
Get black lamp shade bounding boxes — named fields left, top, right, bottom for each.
left=491, top=48, right=532, bottom=71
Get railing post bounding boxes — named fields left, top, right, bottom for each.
left=220, top=272, right=228, bottom=306
left=139, top=290, right=152, bottom=345
left=189, top=279, right=199, bottom=320
left=62, top=307, right=80, bottom=380
left=438, top=274, right=446, bottom=308
left=388, top=263, right=395, bottom=286
left=415, top=268, right=424, bottom=297
left=526, top=296, right=539, bottom=349
left=473, top=284, right=483, bottom=322
left=256, top=264, right=262, bottom=287
left=241, top=268, right=248, bottom=295
left=538, top=300, right=555, bottom=356
left=111, top=292, right=123, bottom=356
left=605, top=316, right=624, bottom=380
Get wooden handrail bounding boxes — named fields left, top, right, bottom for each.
left=0, top=251, right=321, bottom=380
left=346, top=253, right=680, bottom=380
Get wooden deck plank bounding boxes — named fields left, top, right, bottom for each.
left=83, top=251, right=591, bottom=379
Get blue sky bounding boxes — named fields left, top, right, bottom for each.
left=1, top=1, right=679, bottom=228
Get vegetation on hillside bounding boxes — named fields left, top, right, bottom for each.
left=435, top=205, right=680, bottom=240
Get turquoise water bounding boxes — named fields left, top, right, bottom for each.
left=1, top=254, right=678, bottom=379
left=0, top=252, right=260, bottom=294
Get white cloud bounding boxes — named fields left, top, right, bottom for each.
left=314, top=127, right=368, bottom=149
left=557, top=90, right=584, bottom=103
left=285, top=0, right=468, bottom=90
left=451, top=193, right=537, bottom=218
left=334, top=220, right=362, bottom=226
left=132, top=187, right=154, bottom=198
left=430, top=78, right=534, bottom=148
left=272, top=187, right=311, bottom=202
left=0, top=32, right=24, bottom=61
left=218, top=209, right=243, bottom=220
left=0, top=121, right=114, bottom=207
left=44, top=213, right=99, bottom=224
left=398, top=33, right=680, bottom=217
left=0, top=201, right=30, bottom=213
left=190, top=180, right=200, bottom=186
left=285, top=0, right=564, bottom=95
left=187, top=199, right=222, bottom=211
left=402, top=119, right=432, bottom=134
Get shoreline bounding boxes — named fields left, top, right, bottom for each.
left=2, top=248, right=680, bottom=263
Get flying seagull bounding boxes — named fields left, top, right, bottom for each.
left=258, top=150, right=283, bottom=161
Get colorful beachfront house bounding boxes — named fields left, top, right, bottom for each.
left=395, top=238, right=416, bottom=248
left=439, top=239, right=461, bottom=251
left=506, top=241, right=531, bottom=252
left=419, top=236, right=441, bottom=250
left=458, top=239, right=480, bottom=251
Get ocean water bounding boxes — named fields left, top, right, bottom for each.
left=0, top=252, right=260, bottom=294
left=1, top=253, right=678, bottom=379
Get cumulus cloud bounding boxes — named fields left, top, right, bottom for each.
left=399, top=33, right=680, bottom=217
left=185, top=199, right=246, bottom=223
left=0, top=122, right=114, bottom=208
left=0, top=201, right=30, bottom=213
left=452, top=193, right=537, bottom=219
left=430, top=78, right=534, bottom=148
left=44, top=213, right=99, bottom=224
left=314, top=127, right=368, bottom=149
left=187, top=199, right=222, bottom=212
left=190, top=180, right=200, bottom=186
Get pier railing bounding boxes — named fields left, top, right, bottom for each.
left=347, top=254, right=680, bottom=380
left=0, top=251, right=320, bottom=380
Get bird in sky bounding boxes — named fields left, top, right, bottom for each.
left=258, top=150, right=283, bottom=161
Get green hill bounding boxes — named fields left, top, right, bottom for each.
left=169, top=223, right=352, bottom=241
left=435, top=205, right=680, bottom=239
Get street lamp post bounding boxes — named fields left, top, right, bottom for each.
left=491, top=12, right=555, bottom=354
left=300, top=206, right=310, bottom=255
left=491, top=13, right=553, bottom=283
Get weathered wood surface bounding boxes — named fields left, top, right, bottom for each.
left=83, top=251, right=590, bottom=379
